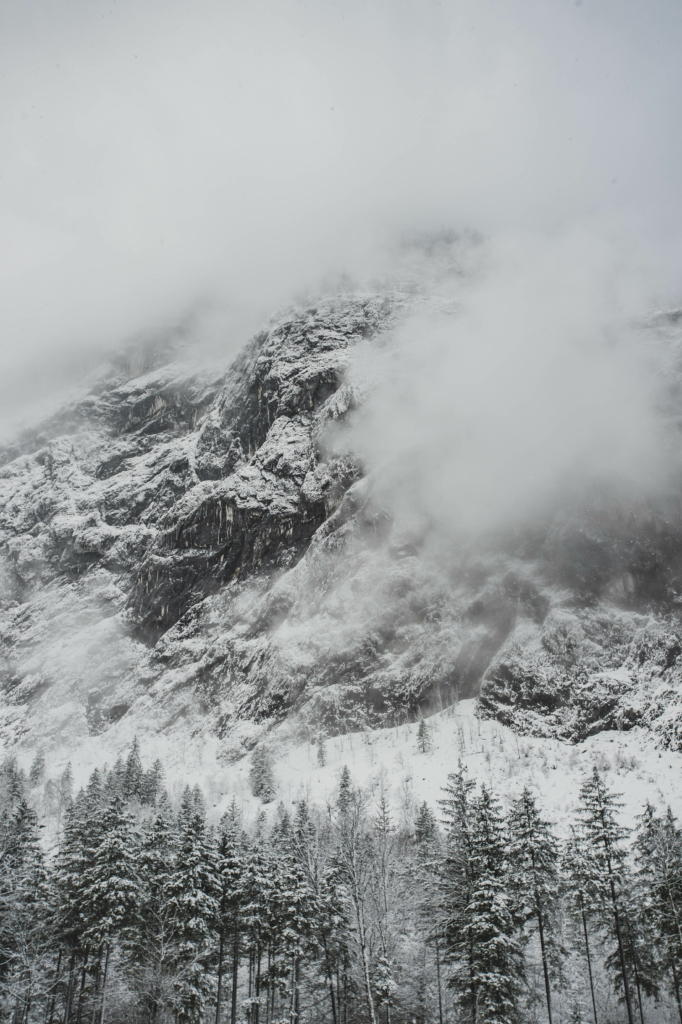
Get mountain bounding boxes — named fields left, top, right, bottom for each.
left=2, top=291, right=682, bottom=772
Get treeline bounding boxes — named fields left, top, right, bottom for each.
left=1, top=744, right=682, bottom=1024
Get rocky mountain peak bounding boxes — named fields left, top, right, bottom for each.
left=2, top=294, right=682, bottom=764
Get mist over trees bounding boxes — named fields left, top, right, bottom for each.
left=1, top=746, right=682, bottom=1024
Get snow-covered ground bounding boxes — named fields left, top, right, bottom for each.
left=20, top=698, right=682, bottom=833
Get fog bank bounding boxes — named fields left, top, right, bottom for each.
left=1, top=0, right=681, bottom=446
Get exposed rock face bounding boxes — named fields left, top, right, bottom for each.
left=2, top=294, right=682, bottom=759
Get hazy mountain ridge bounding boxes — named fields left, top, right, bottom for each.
left=2, top=295, right=682, bottom=764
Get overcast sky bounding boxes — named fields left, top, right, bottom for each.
left=1, top=0, right=681, bottom=430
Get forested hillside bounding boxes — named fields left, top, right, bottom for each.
left=2, top=742, right=682, bottom=1024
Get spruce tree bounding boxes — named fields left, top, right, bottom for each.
left=214, top=807, right=247, bottom=1024
left=28, top=753, right=46, bottom=788
left=0, top=800, right=51, bottom=1024
left=330, top=772, right=377, bottom=1024
left=413, top=799, right=443, bottom=1024
left=417, top=718, right=431, bottom=754
left=438, top=763, right=477, bottom=1021
left=52, top=801, right=93, bottom=1024
left=467, top=786, right=524, bottom=1024
left=574, top=768, right=636, bottom=1024
left=633, top=803, right=682, bottom=1022
left=0, top=757, right=27, bottom=813
left=414, top=802, right=438, bottom=847
left=507, top=787, right=562, bottom=1024
left=249, top=749, right=276, bottom=803
left=123, top=794, right=179, bottom=1024
left=291, top=800, right=349, bottom=1024
left=241, top=844, right=278, bottom=1024
left=562, top=829, right=601, bottom=1024
left=78, top=796, right=141, bottom=1024
left=165, top=788, right=218, bottom=1024
left=142, top=760, right=165, bottom=806
left=122, top=738, right=144, bottom=801
left=440, top=770, right=524, bottom=1024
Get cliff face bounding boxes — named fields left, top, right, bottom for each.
left=2, top=294, right=682, bottom=761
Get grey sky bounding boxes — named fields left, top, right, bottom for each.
left=1, top=0, right=681, bottom=429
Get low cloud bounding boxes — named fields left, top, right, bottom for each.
left=345, top=227, right=682, bottom=536
left=1, top=0, right=681, bottom=442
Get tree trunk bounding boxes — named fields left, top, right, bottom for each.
left=606, top=868, right=634, bottom=1024
left=580, top=897, right=599, bottom=1024
left=215, top=929, right=225, bottom=1024
left=434, top=937, right=444, bottom=1024
left=289, top=957, right=297, bottom=1023
left=666, top=887, right=682, bottom=1024
left=63, top=952, right=77, bottom=1024
left=671, top=960, right=682, bottom=1024
left=353, top=896, right=376, bottom=1024
left=624, top=913, right=645, bottom=1024
left=468, top=941, right=477, bottom=1024
left=535, top=896, right=553, bottom=1024
left=598, top=808, right=634, bottom=1024
left=98, top=944, right=110, bottom=1024
left=230, top=930, right=239, bottom=1024
left=321, top=938, right=338, bottom=1024
left=253, top=950, right=261, bottom=1024
left=46, top=950, right=61, bottom=1024
left=75, top=958, right=87, bottom=1024
left=90, top=949, right=103, bottom=1024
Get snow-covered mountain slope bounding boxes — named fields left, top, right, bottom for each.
left=2, top=292, right=682, bottom=776
left=26, top=699, right=682, bottom=840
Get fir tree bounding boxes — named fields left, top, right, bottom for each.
left=417, top=718, right=431, bottom=754
left=467, top=786, right=524, bottom=1024
left=414, top=802, right=438, bottom=847
left=249, top=749, right=276, bottom=804
left=291, top=800, right=348, bottom=1024
left=633, top=803, right=682, bottom=1022
left=84, top=768, right=104, bottom=813
left=28, top=753, right=46, bottom=788
left=337, top=766, right=352, bottom=815
left=330, top=774, right=377, bottom=1024
left=122, top=738, right=144, bottom=801
left=507, top=787, right=562, bottom=1024
left=58, top=763, right=74, bottom=806
left=142, top=760, right=165, bottom=806
left=0, top=757, right=26, bottom=813
left=165, top=788, right=218, bottom=1024
left=124, top=795, right=179, bottom=1024
left=562, top=829, right=601, bottom=1024
left=440, top=771, right=524, bottom=1024
left=0, top=800, right=51, bottom=1024
left=214, top=807, right=247, bottom=1024
left=373, top=791, right=398, bottom=1024
left=574, top=768, right=636, bottom=1024
left=78, top=796, right=142, bottom=1024
left=439, top=763, right=477, bottom=1021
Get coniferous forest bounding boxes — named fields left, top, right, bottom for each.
left=2, top=742, right=682, bottom=1024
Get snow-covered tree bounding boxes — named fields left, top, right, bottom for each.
left=440, top=769, right=524, bottom=1024
left=123, top=795, right=179, bottom=1024
left=165, top=787, right=218, bottom=1024
left=0, top=800, right=51, bottom=1024
left=633, top=802, right=682, bottom=1022
left=507, top=787, right=563, bottom=1024
left=574, top=768, right=636, bottom=1024
left=249, top=749, right=276, bottom=804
